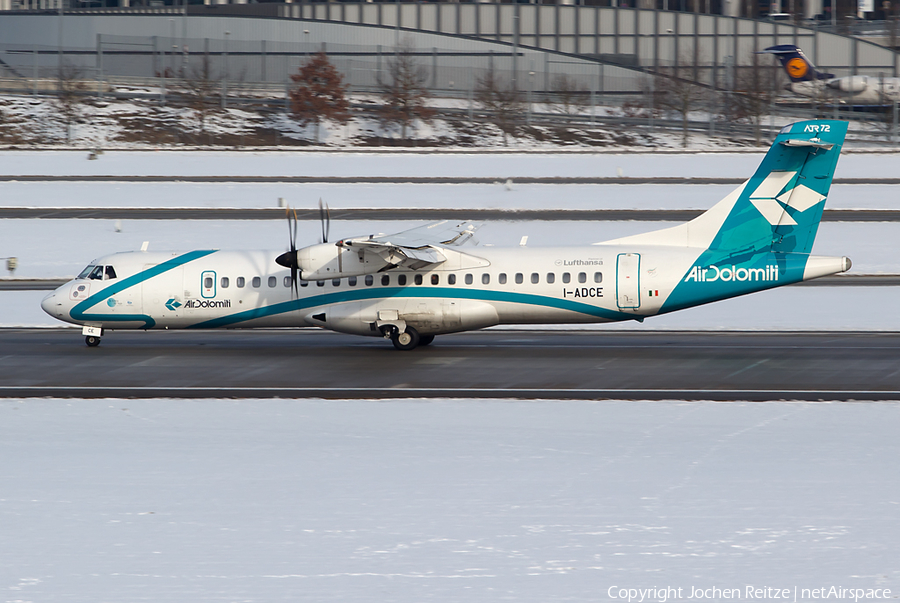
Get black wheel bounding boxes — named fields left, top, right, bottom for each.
left=391, top=326, right=420, bottom=351
left=418, top=334, right=435, bottom=346
left=85, top=336, right=101, bottom=347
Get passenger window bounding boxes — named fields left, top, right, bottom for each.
left=531, top=273, right=539, bottom=284
left=465, top=274, right=473, bottom=285
left=316, top=280, right=325, bottom=287
left=515, top=273, right=523, bottom=284
left=221, top=277, right=230, bottom=288
left=398, top=274, right=407, bottom=286
left=237, top=277, right=245, bottom=288
left=300, top=280, right=308, bottom=287
left=547, top=273, right=555, bottom=284
left=204, top=277, right=213, bottom=289
left=499, top=273, right=507, bottom=285
left=268, top=276, right=277, bottom=288
left=482, top=273, right=490, bottom=285
left=578, top=272, right=587, bottom=283
left=594, top=272, right=603, bottom=283
left=431, top=274, right=439, bottom=285
left=105, top=266, right=117, bottom=280
left=348, top=276, right=357, bottom=287
left=381, top=275, right=390, bottom=286
left=283, top=276, right=291, bottom=287
left=414, top=274, right=423, bottom=285
left=332, top=278, right=340, bottom=287
left=365, top=275, right=374, bottom=286
left=448, top=274, right=456, bottom=285
left=562, top=272, right=571, bottom=284
left=252, top=276, right=261, bottom=288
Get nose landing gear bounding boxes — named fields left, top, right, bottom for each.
left=82, top=325, right=104, bottom=347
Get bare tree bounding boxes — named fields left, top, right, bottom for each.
left=178, top=55, right=220, bottom=141
left=55, top=63, right=87, bottom=143
left=651, top=58, right=706, bottom=148
left=547, top=74, right=588, bottom=115
left=290, top=51, right=352, bottom=143
left=377, top=40, right=435, bottom=140
left=723, top=54, right=780, bottom=145
left=475, top=66, right=524, bottom=146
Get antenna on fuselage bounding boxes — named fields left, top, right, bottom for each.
left=140, top=241, right=149, bottom=252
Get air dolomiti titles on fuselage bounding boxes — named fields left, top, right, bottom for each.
left=41, top=120, right=852, bottom=350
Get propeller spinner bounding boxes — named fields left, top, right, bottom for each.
left=275, top=206, right=300, bottom=297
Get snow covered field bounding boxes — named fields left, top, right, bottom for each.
left=0, top=149, right=898, bottom=179
left=2, top=398, right=898, bottom=602
left=2, top=182, right=899, bottom=212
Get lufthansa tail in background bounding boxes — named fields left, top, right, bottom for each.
left=41, top=120, right=851, bottom=350
left=763, top=44, right=900, bottom=106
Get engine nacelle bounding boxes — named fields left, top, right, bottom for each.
left=826, top=76, right=868, bottom=93
left=297, top=243, right=392, bottom=281
left=306, top=299, right=500, bottom=336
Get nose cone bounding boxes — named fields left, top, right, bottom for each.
left=41, top=287, right=73, bottom=322
left=40, top=291, right=57, bottom=316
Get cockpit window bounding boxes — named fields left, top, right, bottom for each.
left=78, top=265, right=117, bottom=280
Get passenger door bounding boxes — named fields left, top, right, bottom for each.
left=616, top=253, right=641, bottom=310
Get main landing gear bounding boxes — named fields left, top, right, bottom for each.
left=85, top=335, right=101, bottom=347
left=391, top=326, right=420, bottom=351
left=382, top=325, right=435, bottom=350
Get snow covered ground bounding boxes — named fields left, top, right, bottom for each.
left=2, top=181, right=899, bottom=212
left=0, top=149, right=898, bottom=179
left=2, top=398, right=898, bottom=602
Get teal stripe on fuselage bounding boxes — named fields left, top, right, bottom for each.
left=70, top=250, right=218, bottom=329
left=188, top=286, right=633, bottom=329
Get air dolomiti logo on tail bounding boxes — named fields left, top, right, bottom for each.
left=684, top=265, right=780, bottom=283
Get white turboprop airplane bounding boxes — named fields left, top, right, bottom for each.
left=42, top=120, right=852, bottom=351
left=763, top=45, right=900, bottom=107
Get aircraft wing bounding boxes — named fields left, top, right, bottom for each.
left=338, top=220, right=479, bottom=270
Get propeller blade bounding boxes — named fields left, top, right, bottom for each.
left=277, top=205, right=302, bottom=298
left=318, top=198, right=331, bottom=244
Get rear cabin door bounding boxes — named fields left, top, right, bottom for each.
left=616, top=253, right=641, bottom=310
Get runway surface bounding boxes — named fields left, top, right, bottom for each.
left=2, top=329, right=899, bottom=400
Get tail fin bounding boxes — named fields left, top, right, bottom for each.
left=649, top=120, right=849, bottom=314
left=606, top=119, right=848, bottom=257
left=705, top=119, right=847, bottom=259
left=761, top=45, right=834, bottom=83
